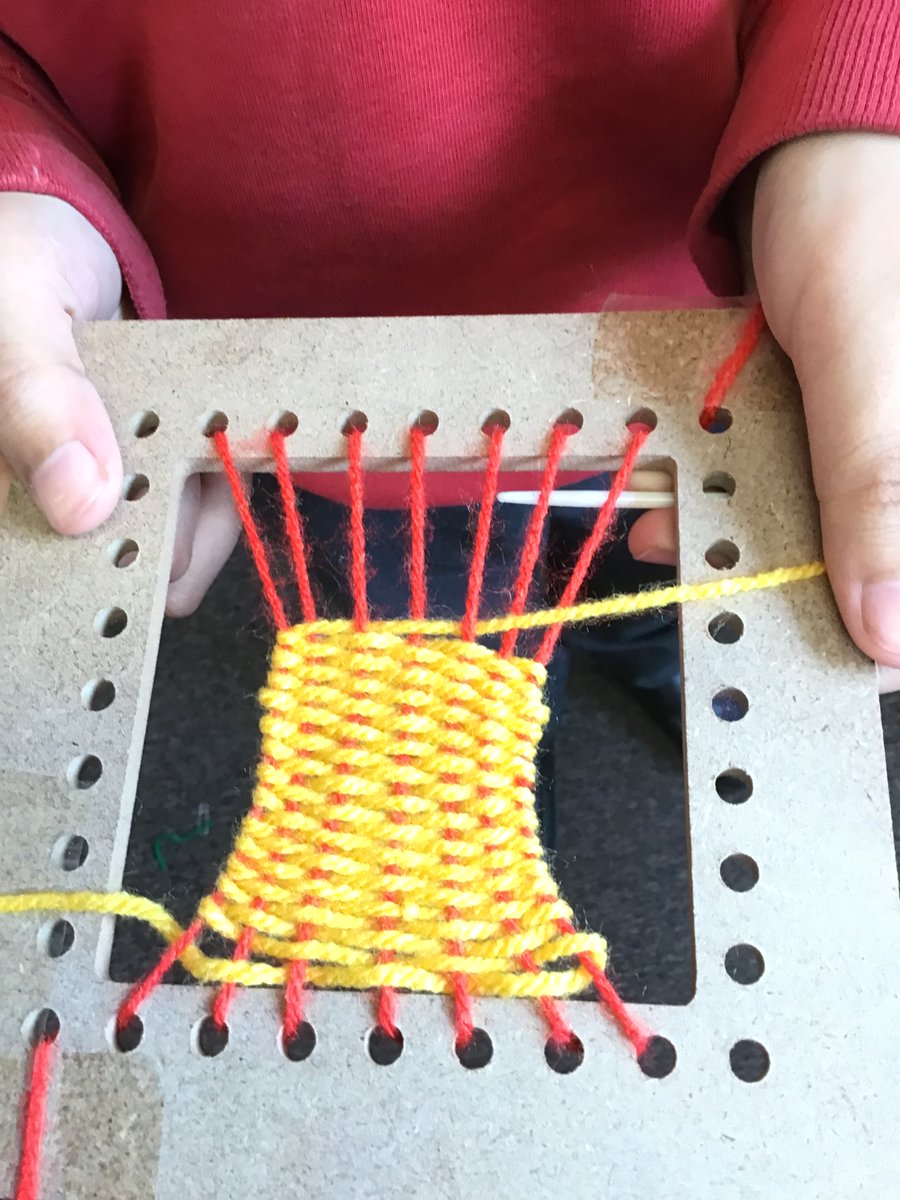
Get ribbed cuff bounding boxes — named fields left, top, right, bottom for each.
left=691, top=0, right=900, bottom=291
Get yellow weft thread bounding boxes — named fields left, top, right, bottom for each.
left=197, top=627, right=608, bottom=997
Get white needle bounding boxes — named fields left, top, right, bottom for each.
left=497, top=489, right=674, bottom=510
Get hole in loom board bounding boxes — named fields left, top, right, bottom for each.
left=108, top=467, right=693, bottom=1011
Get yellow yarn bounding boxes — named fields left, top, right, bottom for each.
left=198, top=628, right=608, bottom=996
left=279, top=561, right=826, bottom=641
left=0, top=561, right=826, bottom=996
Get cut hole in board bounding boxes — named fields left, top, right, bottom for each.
left=109, top=538, right=140, bottom=568
left=124, top=473, right=150, bottom=501
left=708, top=613, right=743, bottom=645
left=368, top=1025, right=404, bottom=1066
left=544, top=1034, right=585, bottom=1074
left=730, top=1039, right=770, bottom=1082
left=82, top=678, right=116, bottom=711
left=720, top=854, right=759, bottom=893
left=38, top=918, right=75, bottom=958
left=95, top=607, right=128, bottom=638
left=703, top=471, right=736, bottom=496
left=23, top=1007, right=61, bottom=1047
left=281, top=1022, right=317, bottom=1062
left=715, top=769, right=753, bottom=804
left=114, top=1015, right=144, bottom=1053
left=455, top=1027, right=493, bottom=1069
left=53, top=835, right=89, bottom=872
left=638, top=1035, right=677, bottom=1078
left=67, top=754, right=102, bottom=789
left=705, top=540, right=740, bottom=571
left=724, top=944, right=765, bottom=984
left=109, top=469, right=693, bottom=1008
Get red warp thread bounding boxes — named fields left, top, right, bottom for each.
left=578, top=951, right=650, bottom=1057
left=212, top=926, right=256, bottom=1029
left=462, top=423, right=506, bottom=642
left=408, top=425, right=428, bottom=621
left=346, top=426, right=370, bottom=632
left=14, top=1034, right=56, bottom=1200
left=377, top=986, right=399, bottom=1040
left=270, top=430, right=318, bottom=622
left=500, top=422, right=578, bottom=658
left=212, top=430, right=288, bottom=629
left=537, top=422, right=651, bottom=665
left=283, top=958, right=308, bottom=1041
left=116, top=917, right=204, bottom=1032
left=452, top=972, right=476, bottom=1048
left=538, top=996, right=575, bottom=1048
left=699, top=302, right=766, bottom=430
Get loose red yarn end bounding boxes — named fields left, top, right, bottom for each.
left=462, top=423, right=506, bottom=642
left=537, top=422, right=650, bottom=664
left=14, top=1034, right=56, bottom=1200
left=269, top=430, right=317, bottom=623
left=699, top=302, right=766, bottom=429
left=212, top=430, right=288, bottom=629
left=500, top=422, right=577, bottom=658
left=116, top=916, right=204, bottom=1032
left=578, top=951, right=650, bottom=1058
left=212, top=926, right=255, bottom=1029
left=408, top=426, right=428, bottom=621
left=283, top=958, right=308, bottom=1041
left=346, top=426, right=369, bottom=632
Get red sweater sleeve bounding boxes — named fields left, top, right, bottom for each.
left=691, top=0, right=900, bottom=292
left=0, top=35, right=164, bottom=317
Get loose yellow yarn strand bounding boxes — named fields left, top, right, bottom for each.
left=283, top=561, right=826, bottom=641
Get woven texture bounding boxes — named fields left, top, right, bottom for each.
left=198, top=625, right=609, bottom=997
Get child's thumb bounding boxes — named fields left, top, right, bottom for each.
left=0, top=298, right=122, bottom=534
left=793, top=304, right=900, bottom=668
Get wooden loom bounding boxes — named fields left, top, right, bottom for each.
left=0, top=309, right=898, bottom=1198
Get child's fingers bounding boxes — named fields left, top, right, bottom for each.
left=0, top=195, right=124, bottom=534
left=788, top=298, right=900, bottom=669
left=627, top=507, right=677, bottom=565
left=165, top=473, right=242, bottom=618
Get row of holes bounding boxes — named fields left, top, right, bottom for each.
left=45, top=407, right=764, bottom=1083
left=704, top=427, right=768, bottom=1083
left=50, top=424, right=151, bottom=873
left=23, top=1005, right=764, bottom=1083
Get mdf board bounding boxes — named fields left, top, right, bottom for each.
left=0, top=310, right=897, bottom=1199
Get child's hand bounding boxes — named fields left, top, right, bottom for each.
left=0, top=194, right=239, bottom=616
left=631, top=132, right=900, bottom=678
left=0, top=193, right=123, bottom=533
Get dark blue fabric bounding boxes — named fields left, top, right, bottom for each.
left=256, top=475, right=679, bottom=845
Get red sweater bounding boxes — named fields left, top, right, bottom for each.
left=1, top=2, right=899, bottom=502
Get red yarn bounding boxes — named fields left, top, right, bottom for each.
left=14, top=1034, right=56, bottom=1200
left=500, top=423, right=577, bottom=658
left=451, top=972, right=476, bottom=1048
left=282, top=958, right=308, bottom=1041
left=538, top=996, right=574, bottom=1048
left=212, top=430, right=288, bottom=629
left=212, top=926, right=256, bottom=1029
left=116, top=916, right=204, bottom=1031
left=578, top=950, right=650, bottom=1057
left=377, top=986, right=399, bottom=1039
left=270, top=429, right=318, bottom=623
left=346, top=426, right=369, bottom=632
left=699, top=302, right=766, bottom=430
left=408, top=425, right=428, bottom=621
left=536, top=422, right=651, bottom=665
left=461, top=423, right=506, bottom=642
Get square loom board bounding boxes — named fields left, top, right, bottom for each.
left=0, top=309, right=898, bottom=1200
